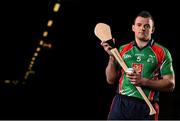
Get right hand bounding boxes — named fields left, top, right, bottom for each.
left=100, top=41, right=114, bottom=56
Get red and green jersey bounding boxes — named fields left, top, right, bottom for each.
left=116, top=39, right=174, bottom=102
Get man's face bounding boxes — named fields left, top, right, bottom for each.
left=132, top=16, right=154, bottom=41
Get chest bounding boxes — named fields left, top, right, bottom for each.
left=122, top=47, right=158, bottom=73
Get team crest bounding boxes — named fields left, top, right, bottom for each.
left=132, top=63, right=143, bottom=73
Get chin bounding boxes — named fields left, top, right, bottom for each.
left=139, top=38, right=149, bottom=42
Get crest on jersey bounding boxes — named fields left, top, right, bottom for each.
left=132, top=63, right=143, bottom=73
left=147, top=55, right=155, bottom=63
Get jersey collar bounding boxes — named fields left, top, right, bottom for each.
left=132, top=39, right=155, bottom=50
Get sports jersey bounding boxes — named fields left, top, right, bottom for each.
left=116, top=39, right=174, bottom=102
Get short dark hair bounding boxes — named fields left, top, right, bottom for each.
left=133, top=11, right=154, bottom=26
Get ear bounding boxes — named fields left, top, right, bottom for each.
left=151, top=26, right=155, bottom=34
left=132, top=24, right=135, bottom=32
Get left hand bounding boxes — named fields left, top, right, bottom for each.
left=126, top=71, right=145, bottom=86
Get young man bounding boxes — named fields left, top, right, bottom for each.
left=101, top=11, right=175, bottom=120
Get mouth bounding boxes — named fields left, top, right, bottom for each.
left=137, top=32, right=149, bottom=40
left=139, top=32, right=145, bottom=35
left=139, top=32, right=148, bottom=37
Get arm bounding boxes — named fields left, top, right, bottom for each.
left=143, top=74, right=175, bottom=92
left=105, top=56, right=120, bottom=84
left=101, top=41, right=120, bottom=84
left=127, top=72, right=175, bottom=92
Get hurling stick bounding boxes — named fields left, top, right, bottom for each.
left=94, top=23, right=156, bottom=115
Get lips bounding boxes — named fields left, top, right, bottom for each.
left=139, top=32, right=145, bottom=34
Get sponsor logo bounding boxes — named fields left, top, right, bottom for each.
left=123, top=54, right=132, bottom=59
left=135, top=54, right=144, bottom=62
left=136, top=56, right=141, bottom=62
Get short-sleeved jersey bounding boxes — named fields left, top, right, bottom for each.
left=116, top=39, right=174, bottom=102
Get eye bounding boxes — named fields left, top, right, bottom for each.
left=137, top=23, right=142, bottom=27
left=144, top=24, right=150, bottom=29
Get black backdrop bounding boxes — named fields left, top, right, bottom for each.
left=0, top=0, right=179, bottom=119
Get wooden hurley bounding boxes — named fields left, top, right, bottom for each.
left=94, top=23, right=156, bottom=115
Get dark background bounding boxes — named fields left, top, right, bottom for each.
left=0, top=0, right=179, bottom=119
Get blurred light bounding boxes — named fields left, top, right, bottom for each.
left=36, top=47, right=41, bottom=52
left=53, top=3, right=60, bottom=12
left=47, top=20, right=53, bottom=27
left=43, top=31, right=48, bottom=37
left=32, top=57, right=36, bottom=61
left=24, top=70, right=35, bottom=80
left=26, top=64, right=33, bottom=71
left=34, top=52, right=38, bottom=57
left=25, top=71, right=29, bottom=76
left=22, top=81, right=26, bottom=85
left=39, top=40, right=44, bottom=45
left=24, top=1, right=60, bottom=81
left=24, top=75, right=28, bottom=80
left=28, top=65, right=32, bottom=70
left=12, top=80, right=19, bottom=85
left=30, top=61, right=34, bottom=65
left=29, top=70, right=35, bottom=74
left=4, top=80, right=10, bottom=83
left=43, top=43, right=52, bottom=49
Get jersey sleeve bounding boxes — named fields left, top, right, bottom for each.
left=160, top=48, right=174, bottom=75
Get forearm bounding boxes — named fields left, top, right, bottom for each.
left=105, top=56, right=119, bottom=84
left=142, top=74, right=175, bottom=92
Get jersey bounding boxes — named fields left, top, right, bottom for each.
left=116, top=39, right=174, bottom=102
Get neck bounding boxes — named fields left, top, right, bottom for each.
left=135, top=39, right=150, bottom=48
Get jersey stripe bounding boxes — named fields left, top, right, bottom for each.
left=151, top=43, right=165, bottom=68
left=118, top=43, right=133, bottom=93
left=149, top=43, right=165, bottom=100
left=119, top=70, right=125, bottom=94
left=119, top=42, right=134, bottom=57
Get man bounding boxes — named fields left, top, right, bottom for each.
left=101, top=11, right=175, bottom=120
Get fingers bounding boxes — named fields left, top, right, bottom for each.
left=100, top=41, right=113, bottom=54
left=105, top=46, right=112, bottom=52
left=101, top=41, right=112, bottom=49
left=126, top=72, right=141, bottom=85
left=126, top=73, right=137, bottom=79
left=100, top=41, right=108, bottom=46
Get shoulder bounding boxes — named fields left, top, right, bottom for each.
left=152, top=42, right=171, bottom=54
left=152, top=42, right=173, bottom=61
left=118, top=41, right=133, bottom=51
left=117, top=41, right=134, bottom=56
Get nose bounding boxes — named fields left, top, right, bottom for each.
left=141, top=26, right=146, bottom=31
